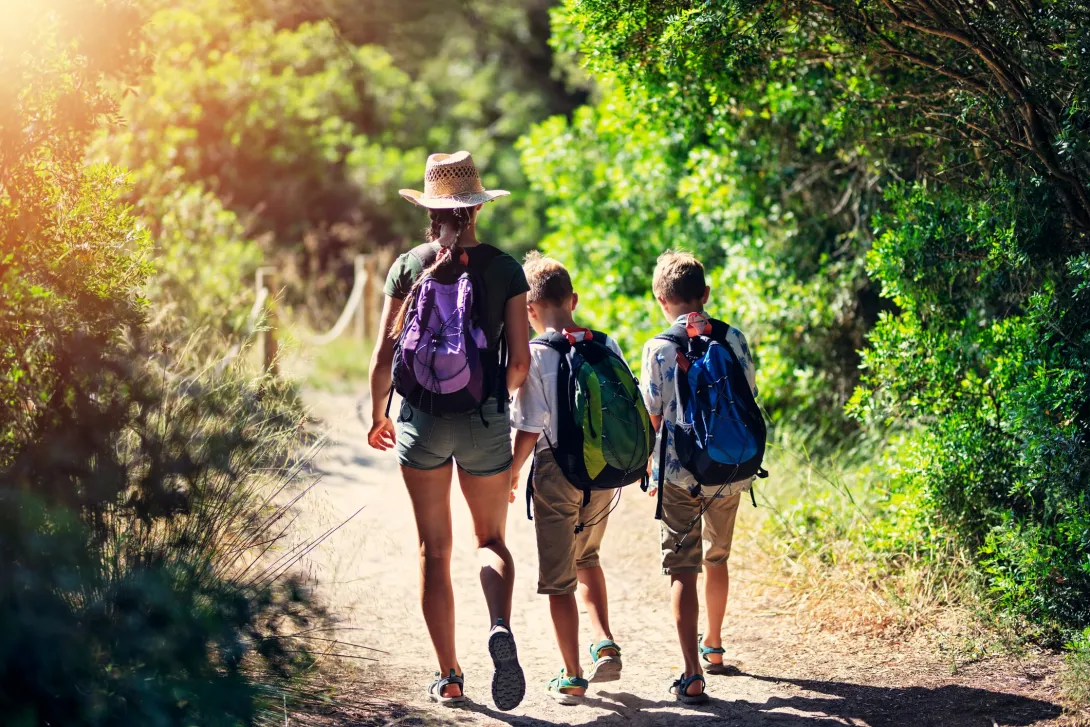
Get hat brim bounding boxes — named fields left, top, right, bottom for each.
left=398, top=189, right=510, bottom=209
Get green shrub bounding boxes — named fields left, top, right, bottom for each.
left=2, top=6, right=338, bottom=723
left=141, top=181, right=263, bottom=341
left=0, top=343, right=330, bottom=726
left=519, top=83, right=873, bottom=440
left=852, top=181, right=1090, bottom=634
left=0, top=1, right=149, bottom=462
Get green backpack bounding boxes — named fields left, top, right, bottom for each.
left=525, top=329, right=653, bottom=526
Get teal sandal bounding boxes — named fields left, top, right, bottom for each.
left=698, top=635, right=728, bottom=673
left=427, top=669, right=466, bottom=706
left=586, top=639, right=623, bottom=683
left=547, top=669, right=589, bottom=706
left=670, top=672, right=709, bottom=704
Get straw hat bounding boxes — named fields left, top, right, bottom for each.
left=399, top=151, right=510, bottom=209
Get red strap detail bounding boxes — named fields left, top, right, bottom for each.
left=675, top=349, right=691, bottom=373
left=561, top=326, right=593, bottom=346
left=685, top=312, right=711, bottom=338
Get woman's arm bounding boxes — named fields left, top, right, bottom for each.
left=503, top=292, right=530, bottom=394
left=366, top=294, right=402, bottom=450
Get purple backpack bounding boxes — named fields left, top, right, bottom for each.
left=392, top=243, right=504, bottom=415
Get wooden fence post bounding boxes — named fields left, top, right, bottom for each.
left=256, top=266, right=278, bottom=375
left=354, top=253, right=368, bottom=340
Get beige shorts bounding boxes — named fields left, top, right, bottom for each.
left=660, top=482, right=742, bottom=575
left=532, top=449, right=614, bottom=595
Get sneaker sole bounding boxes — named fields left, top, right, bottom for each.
left=587, top=656, right=622, bottom=683
left=488, top=628, right=525, bottom=711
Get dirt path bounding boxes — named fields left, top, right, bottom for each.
left=298, top=390, right=1069, bottom=727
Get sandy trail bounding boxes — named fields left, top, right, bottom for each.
left=298, top=390, right=1068, bottom=727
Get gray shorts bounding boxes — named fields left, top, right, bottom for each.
left=395, top=398, right=512, bottom=477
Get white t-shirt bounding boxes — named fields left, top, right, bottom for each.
left=510, top=328, right=629, bottom=453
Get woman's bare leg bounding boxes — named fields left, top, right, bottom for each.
left=457, top=466, right=515, bottom=625
left=402, top=463, right=461, bottom=696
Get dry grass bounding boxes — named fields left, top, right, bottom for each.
left=743, top=434, right=991, bottom=647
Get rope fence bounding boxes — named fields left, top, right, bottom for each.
left=244, top=248, right=395, bottom=374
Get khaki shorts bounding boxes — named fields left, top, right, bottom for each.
left=531, top=449, right=614, bottom=595
left=660, top=482, right=742, bottom=575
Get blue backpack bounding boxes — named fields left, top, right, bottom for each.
left=651, top=313, right=768, bottom=520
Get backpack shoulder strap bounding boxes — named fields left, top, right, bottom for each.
left=530, top=331, right=572, bottom=354
left=587, top=330, right=610, bottom=347
left=654, top=323, right=688, bottom=348
left=705, top=318, right=732, bottom=345
left=408, top=242, right=441, bottom=268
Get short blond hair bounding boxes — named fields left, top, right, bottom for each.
left=652, top=251, right=706, bottom=304
left=523, top=251, right=574, bottom=306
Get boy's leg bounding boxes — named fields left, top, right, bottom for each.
left=577, top=566, right=614, bottom=646
left=660, top=482, right=705, bottom=695
left=702, top=564, right=729, bottom=662
left=533, top=452, right=587, bottom=690
left=701, top=492, right=743, bottom=661
left=549, top=594, right=583, bottom=679
left=672, top=571, right=703, bottom=685
left=575, top=489, right=616, bottom=652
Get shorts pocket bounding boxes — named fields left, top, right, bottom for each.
left=458, top=400, right=512, bottom=476
left=396, top=402, right=450, bottom=471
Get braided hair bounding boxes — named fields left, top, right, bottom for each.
left=392, top=206, right=473, bottom=336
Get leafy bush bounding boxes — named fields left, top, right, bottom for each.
left=853, top=182, right=1090, bottom=632
left=2, top=5, right=337, bottom=723
left=141, top=181, right=263, bottom=341
left=1, top=343, right=329, bottom=726
left=519, top=79, right=877, bottom=439
left=0, top=1, right=148, bottom=461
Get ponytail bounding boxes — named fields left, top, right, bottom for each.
left=392, top=207, right=473, bottom=337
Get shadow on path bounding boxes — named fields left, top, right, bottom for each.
left=338, top=674, right=1063, bottom=727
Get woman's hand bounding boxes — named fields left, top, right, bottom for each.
left=367, top=415, right=397, bottom=451
left=508, top=469, right=519, bottom=504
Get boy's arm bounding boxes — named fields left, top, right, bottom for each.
left=640, top=341, right=666, bottom=494
left=508, top=352, right=547, bottom=502
left=510, top=430, right=538, bottom=503
left=639, top=341, right=665, bottom=418
left=734, top=329, right=759, bottom=398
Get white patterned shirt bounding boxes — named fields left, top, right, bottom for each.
left=640, top=313, right=758, bottom=494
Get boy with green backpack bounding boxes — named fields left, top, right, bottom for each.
left=510, top=253, right=653, bottom=704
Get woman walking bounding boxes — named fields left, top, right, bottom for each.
left=366, top=151, right=530, bottom=710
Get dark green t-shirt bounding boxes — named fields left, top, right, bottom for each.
left=383, top=243, right=529, bottom=349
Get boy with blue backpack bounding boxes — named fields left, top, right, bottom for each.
left=510, top=253, right=653, bottom=705
left=640, top=251, right=766, bottom=704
